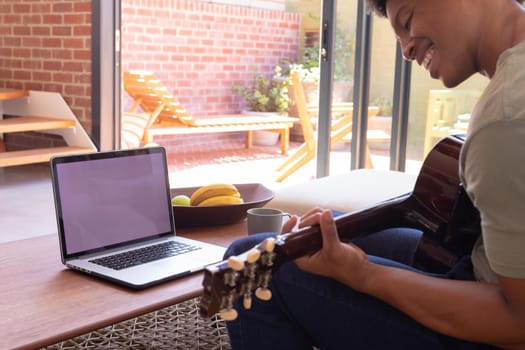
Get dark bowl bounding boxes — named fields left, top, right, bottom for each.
left=170, top=183, right=274, bottom=228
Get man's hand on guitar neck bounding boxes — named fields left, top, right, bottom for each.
left=293, top=209, right=370, bottom=292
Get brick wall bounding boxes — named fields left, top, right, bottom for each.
left=206, top=0, right=286, bottom=11
left=1, top=0, right=300, bottom=151
left=121, top=0, right=301, bottom=116
left=0, top=1, right=92, bottom=133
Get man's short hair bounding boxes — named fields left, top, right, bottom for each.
left=366, top=0, right=387, bottom=17
left=366, top=0, right=523, bottom=18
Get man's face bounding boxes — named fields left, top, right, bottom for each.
left=386, top=0, right=479, bottom=87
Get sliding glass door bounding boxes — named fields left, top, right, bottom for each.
left=94, top=0, right=444, bottom=182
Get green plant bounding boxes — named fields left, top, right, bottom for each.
left=232, top=65, right=292, bottom=115
left=372, top=96, right=393, bottom=116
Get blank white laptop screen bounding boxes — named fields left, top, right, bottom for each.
left=56, top=152, right=172, bottom=256
left=51, top=147, right=225, bottom=289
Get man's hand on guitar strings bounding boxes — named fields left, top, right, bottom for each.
left=281, top=207, right=325, bottom=234
left=294, top=209, right=370, bottom=291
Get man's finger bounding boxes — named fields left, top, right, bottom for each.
left=281, top=215, right=298, bottom=233
left=319, top=209, right=340, bottom=251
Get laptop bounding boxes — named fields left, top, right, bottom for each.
left=50, top=146, right=226, bottom=289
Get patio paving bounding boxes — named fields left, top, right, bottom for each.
left=166, top=138, right=382, bottom=190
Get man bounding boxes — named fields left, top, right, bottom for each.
left=223, top=0, right=525, bottom=349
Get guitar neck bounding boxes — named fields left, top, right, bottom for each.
left=274, top=193, right=412, bottom=264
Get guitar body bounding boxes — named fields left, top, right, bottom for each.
left=400, top=134, right=481, bottom=272
left=200, top=135, right=481, bottom=319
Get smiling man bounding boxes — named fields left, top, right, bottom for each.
left=222, top=1, right=525, bottom=349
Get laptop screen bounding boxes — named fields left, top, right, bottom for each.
left=51, top=147, right=174, bottom=257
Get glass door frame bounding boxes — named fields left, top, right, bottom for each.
left=91, top=0, right=121, bottom=151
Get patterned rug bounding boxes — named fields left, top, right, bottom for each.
left=43, top=297, right=231, bottom=350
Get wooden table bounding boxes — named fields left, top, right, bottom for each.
left=0, top=223, right=247, bottom=350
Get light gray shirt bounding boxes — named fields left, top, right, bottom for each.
left=459, top=40, right=525, bottom=283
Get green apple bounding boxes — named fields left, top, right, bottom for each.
left=171, top=194, right=191, bottom=206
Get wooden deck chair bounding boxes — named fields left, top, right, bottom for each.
left=123, top=71, right=297, bottom=154
left=121, top=112, right=160, bottom=149
left=275, top=71, right=387, bottom=182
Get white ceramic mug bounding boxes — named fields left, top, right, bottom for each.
left=246, top=208, right=291, bottom=235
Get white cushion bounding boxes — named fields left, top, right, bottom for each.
left=266, top=169, right=417, bottom=215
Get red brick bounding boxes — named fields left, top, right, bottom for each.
left=32, top=48, right=52, bottom=59
left=73, top=25, right=90, bottom=36
left=32, top=3, right=52, bottom=13
left=43, top=38, right=62, bottom=48
left=64, top=14, right=84, bottom=25
left=74, top=2, right=91, bottom=13
left=53, top=73, right=73, bottom=84
left=4, top=14, right=23, bottom=24
left=62, top=38, right=84, bottom=49
left=43, top=61, right=62, bottom=70
left=22, top=60, right=41, bottom=70
left=33, top=71, right=52, bottom=81
left=13, top=48, right=31, bottom=58
left=63, top=61, right=83, bottom=72
left=13, top=4, right=30, bottom=13
left=53, top=26, right=72, bottom=36
left=13, top=70, right=31, bottom=80
left=43, top=15, right=62, bottom=25
left=42, top=83, right=64, bottom=94
left=32, top=26, right=51, bottom=36
left=74, top=49, right=91, bottom=61
left=53, top=3, right=73, bottom=13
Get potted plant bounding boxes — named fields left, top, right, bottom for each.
left=233, top=65, right=292, bottom=115
left=233, top=65, right=292, bottom=145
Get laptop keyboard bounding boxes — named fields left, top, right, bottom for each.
left=89, top=241, right=202, bottom=270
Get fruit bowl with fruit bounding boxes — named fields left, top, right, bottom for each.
left=170, top=183, right=274, bottom=227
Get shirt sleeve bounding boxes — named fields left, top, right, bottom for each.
left=462, top=120, right=525, bottom=279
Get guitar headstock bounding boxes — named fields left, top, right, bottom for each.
left=199, top=237, right=280, bottom=320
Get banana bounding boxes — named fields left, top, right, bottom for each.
left=190, top=183, right=241, bottom=206
left=197, top=195, right=244, bottom=207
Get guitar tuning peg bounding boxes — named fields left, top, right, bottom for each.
left=260, top=238, right=275, bottom=253
left=246, top=249, right=261, bottom=263
left=243, top=294, right=252, bottom=309
left=227, top=256, right=245, bottom=271
left=255, top=287, right=272, bottom=301
left=219, top=308, right=239, bottom=321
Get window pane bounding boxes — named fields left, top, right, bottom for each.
left=406, top=66, right=488, bottom=175
left=368, top=15, right=397, bottom=171
left=286, top=0, right=361, bottom=179
left=327, top=2, right=358, bottom=176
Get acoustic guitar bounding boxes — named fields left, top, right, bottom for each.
left=199, top=135, right=481, bottom=320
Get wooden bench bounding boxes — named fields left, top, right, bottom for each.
left=123, top=71, right=297, bottom=154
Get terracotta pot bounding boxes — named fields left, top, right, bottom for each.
left=242, top=111, right=281, bottom=146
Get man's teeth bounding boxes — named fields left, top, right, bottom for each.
left=422, top=49, right=434, bottom=70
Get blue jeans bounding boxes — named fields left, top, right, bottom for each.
left=223, top=228, right=498, bottom=350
